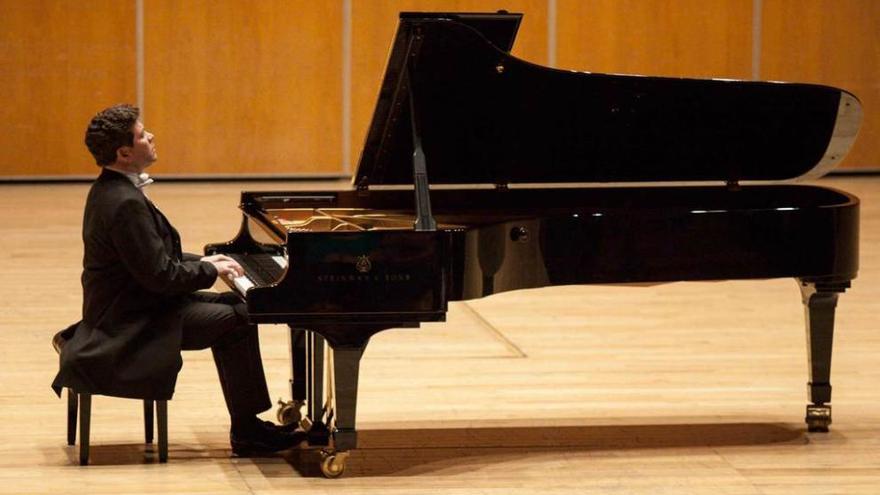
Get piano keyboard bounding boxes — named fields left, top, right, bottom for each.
left=227, top=253, right=288, bottom=293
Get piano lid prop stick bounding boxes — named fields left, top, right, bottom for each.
left=406, top=62, right=437, bottom=232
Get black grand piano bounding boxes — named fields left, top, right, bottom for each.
left=206, top=12, right=862, bottom=477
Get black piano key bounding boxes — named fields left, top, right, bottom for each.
left=228, top=253, right=285, bottom=287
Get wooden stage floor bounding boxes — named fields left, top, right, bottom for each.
left=1, top=176, right=878, bottom=494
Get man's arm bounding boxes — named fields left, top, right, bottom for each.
left=109, top=198, right=218, bottom=295
left=182, top=252, right=202, bottom=262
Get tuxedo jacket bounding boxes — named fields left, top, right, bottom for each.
left=52, top=168, right=218, bottom=400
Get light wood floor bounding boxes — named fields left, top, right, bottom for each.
left=1, top=176, right=878, bottom=494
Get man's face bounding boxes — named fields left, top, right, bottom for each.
left=119, top=121, right=157, bottom=170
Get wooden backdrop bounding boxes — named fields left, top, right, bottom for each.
left=0, top=0, right=877, bottom=178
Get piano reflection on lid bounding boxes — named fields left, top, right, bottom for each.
left=206, top=11, right=861, bottom=478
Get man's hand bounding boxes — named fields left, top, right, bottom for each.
left=201, top=254, right=244, bottom=280
left=201, top=254, right=236, bottom=264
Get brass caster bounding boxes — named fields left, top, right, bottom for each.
left=320, top=450, right=349, bottom=479
left=806, top=404, right=832, bottom=432
left=276, top=398, right=305, bottom=426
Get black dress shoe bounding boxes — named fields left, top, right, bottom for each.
left=278, top=421, right=305, bottom=433
left=230, top=419, right=306, bottom=456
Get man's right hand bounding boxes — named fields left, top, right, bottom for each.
left=201, top=255, right=244, bottom=280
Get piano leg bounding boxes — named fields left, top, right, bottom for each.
left=277, top=326, right=307, bottom=426
left=318, top=342, right=366, bottom=478
left=798, top=279, right=849, bottom=432
left=329, top=344, right=365, bottom=450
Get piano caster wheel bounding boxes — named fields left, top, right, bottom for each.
left=320, top=450, right=348, bottom=479
left=806, top=405, right=832, bottom=432
left=276, top=399, right=305, bottom=426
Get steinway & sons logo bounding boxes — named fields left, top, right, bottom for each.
left=356, top=255, right=372, bottom=273
left=315, top=255, right=412, bottom=283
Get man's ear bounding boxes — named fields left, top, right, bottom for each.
left=116, top=146, right=131, bottom=163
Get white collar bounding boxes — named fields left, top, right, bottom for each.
left=106, top=167, right=153, bottom=188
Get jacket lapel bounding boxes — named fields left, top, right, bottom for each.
left=98, top=168, right=181, bottom=259
left=142, top=196, right=183, bottom=258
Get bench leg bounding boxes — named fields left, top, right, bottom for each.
left=157, top=400, right=168, bottom=463
left=79, top=393, right=91, bottom=465
left=67, top=388, right=77, bottom=446
left=143, top=400, right=154, bottom=444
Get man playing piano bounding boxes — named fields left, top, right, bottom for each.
left=51, top=104, right=302, bottom=455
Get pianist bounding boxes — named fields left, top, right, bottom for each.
left=51, top=104, right=302, bottom=455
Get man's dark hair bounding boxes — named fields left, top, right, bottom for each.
left=84, top=104, right=140, bottom=166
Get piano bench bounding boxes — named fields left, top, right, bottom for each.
left=53, top=331, right=168, bottom=466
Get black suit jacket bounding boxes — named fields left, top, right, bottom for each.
left=52, top=168, right=218, bottom=400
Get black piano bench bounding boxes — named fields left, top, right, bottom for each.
left=52, top=331, right=168, bottom=465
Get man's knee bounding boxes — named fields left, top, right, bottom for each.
left=231, top=302, right=249, bottom=322
left=215, top=319, right=257, bottom=349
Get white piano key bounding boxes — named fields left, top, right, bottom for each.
left=233, top=275, right=255, bottom=293
left=272, top=255, right=288, bottom=269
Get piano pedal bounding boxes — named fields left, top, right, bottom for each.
left=325, top=408, right=335, bottom=428
left=276, top=398, right=305, bottom=426
left=806, top=404, right=832, bottom=432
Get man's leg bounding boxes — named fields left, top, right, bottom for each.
left=178, top=291, right=271, bottom=418
left=177, top=291, right=301, bottom=453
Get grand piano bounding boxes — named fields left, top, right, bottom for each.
left=206, top=12, right=862, bottom=477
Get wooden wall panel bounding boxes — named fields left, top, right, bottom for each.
left=2, top=1, right=876, bottom=177
left=0, top=1, right=135, bottom=176
left=556, top=0, right=753, bottom=79
left=762, top=0, right=880, bottom=169
left=351, top=1, right=548, bottom=172
left=144, top=0, right=343, bottom=175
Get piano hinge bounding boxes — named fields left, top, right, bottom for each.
left=726, top=179, right=741, bottom=192
left=357, top=178, right=370, bottom=196
left=495, top=183, right=509, bottom=191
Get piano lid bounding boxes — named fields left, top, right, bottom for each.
left=354, top=13, right=862, bottom=187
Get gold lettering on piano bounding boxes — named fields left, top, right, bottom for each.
left=316, top=273, right=412, bottom=283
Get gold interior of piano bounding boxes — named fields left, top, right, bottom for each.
left=265, top=208, right=458, bottom=232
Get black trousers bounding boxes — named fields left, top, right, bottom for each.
left=177, top=291, right=271, bottom=418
